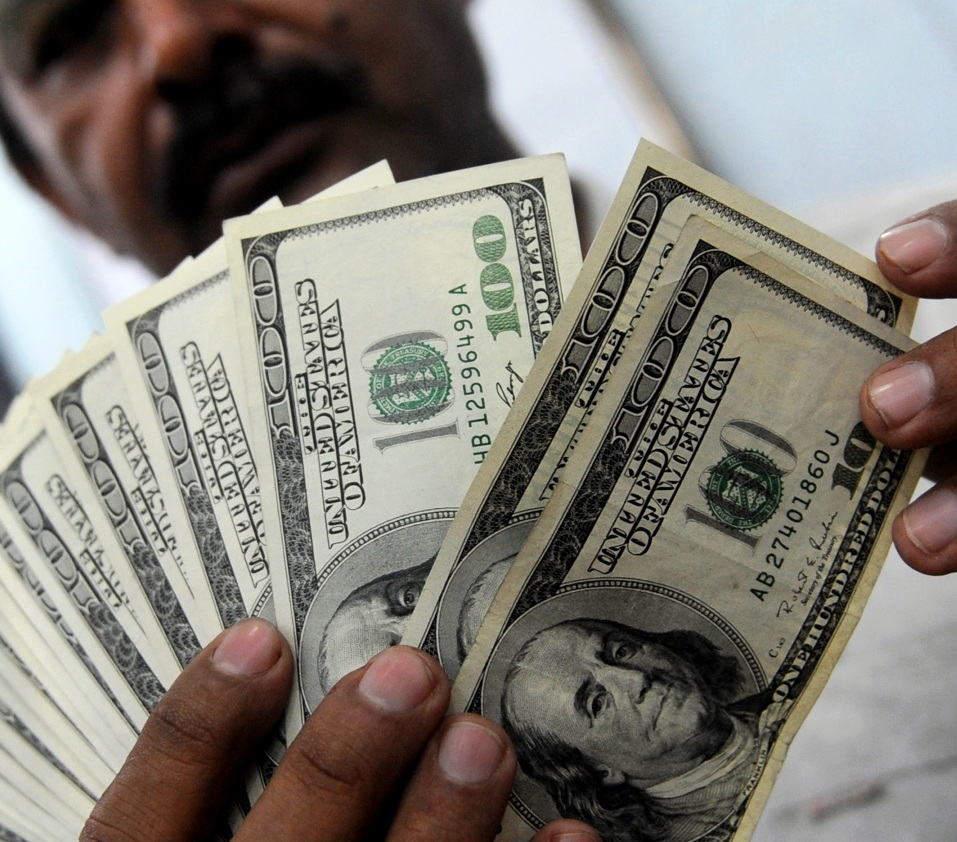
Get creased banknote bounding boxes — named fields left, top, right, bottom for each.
left=451, top=219, right=923, bottom=842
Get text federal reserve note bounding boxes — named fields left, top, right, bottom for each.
left=226, top=156, right=580, bottom=734
left=404, top=139, right=916, bottom=677
left=451, top=219, right=923, bottom=842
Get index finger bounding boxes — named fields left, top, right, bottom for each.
left=876, top=202, right=957, bottom=297
left=82, top=619, right=291, bottom=842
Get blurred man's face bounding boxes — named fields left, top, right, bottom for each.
left=0, top=0, right=499, bottom=272
left=506, top=620, right=731, bottom=787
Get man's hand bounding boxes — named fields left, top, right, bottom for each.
left=861, top=204, right=957, bottom=575
left=81, top=619, right=599, bottom=842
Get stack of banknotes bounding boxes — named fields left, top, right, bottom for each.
left=0, top=140, right=924, bottom=842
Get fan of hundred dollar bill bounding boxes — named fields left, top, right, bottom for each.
left=0, top=140, right=925, bottom=842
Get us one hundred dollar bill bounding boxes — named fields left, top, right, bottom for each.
left=31, top=335, right=210, bottom=661
left=450, top=218, right=924, bottom=842
left=104, top=164, right=396, bottom=648
left=0, top=515, right=136, bottom=772
left=403, top=139, right=916, bottom=678
left=225, top=155, right=581, bottom=736
left=103, top=164, right=397, bottom=810
left=0, top=414, right=172, bottom=729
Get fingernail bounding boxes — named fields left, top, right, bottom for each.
left=878, top=217, right=949, bottom=273
left=867, top=362, right=933, bottom=428
left=903, top=487, right=957, bottom=554
left=438, top=721, right=506, bottom=784
left=358, top=647, right=435, bottom=713
left=212, top=619, right=282, bottom=677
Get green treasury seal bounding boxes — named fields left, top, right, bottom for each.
left=369, top=341, right=452, bottom=425
left=706, top=450, right=782, bottom=530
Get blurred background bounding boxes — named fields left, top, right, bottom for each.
left=1, top=0, right=956, bottom=836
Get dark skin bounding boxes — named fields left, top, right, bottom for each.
left=861, top=204, right=957, bottom=576
left=0, top=0, right=518, bottom=275
left=81, top=619, right=599, bottom=842
left=0, top=3, right=592, bottom=836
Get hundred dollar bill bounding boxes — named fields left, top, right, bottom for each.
left=0, top=628, right=113, bottom=796
left=107, top=240, right=283, bottom=818
left=0, top=520, right=135, bottom=770
left=106, top=167, right=396, bottom=812
left=0, top=772, right=81, bottom=842
left=0, top=752, right=89, bottom=839
left=451, top=219, right=923, bottom=842
left=32, top=336, right=210, bottom=658
left=0, top=577, right=125, bottom=778
left=0, top=702, right=97, bottom=832
left=0, top=666, right=103, bottom=804
left=107, top=246, right=269, bottom=635
left=226, top=155, right=580, bottom=734
left=0, top=417, right=168, bottom=729
left=403, top=139, right=916, bottom=675
left=0, top=407, right=184, bottom=684
left=105, top=164, right=395, bottom=642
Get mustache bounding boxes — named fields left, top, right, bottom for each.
left=156, top=56, right=367, bottom=224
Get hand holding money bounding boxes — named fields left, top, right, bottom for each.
left=0, top=143, right=933, bottom=842
left=861, top=206, right=957, bottom=576
left=84, top=619, right=599, bottom=842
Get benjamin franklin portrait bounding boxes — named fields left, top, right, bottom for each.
left=500, top=616, right=767, bottom=842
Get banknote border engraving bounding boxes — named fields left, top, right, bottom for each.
left=0, top=521, right=136, bottom=730
left=0, top=696, right=96, bottom=801
left=475, top=243, right=902, bottom=635
left=126, top=296, right=247, bottom=629
left=0, top=443, right=165, bottom=713
left=52, top=366, right=202, bottom=668
left=464, top=169, right=901, bottom=562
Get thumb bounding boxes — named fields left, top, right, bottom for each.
left=82, top=619, right=292, bottom=841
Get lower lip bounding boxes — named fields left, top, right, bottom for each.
left=207, top=120, right=332, bottom=216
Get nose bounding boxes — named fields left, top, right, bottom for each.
left=130, top=0, right=248, bottom=96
